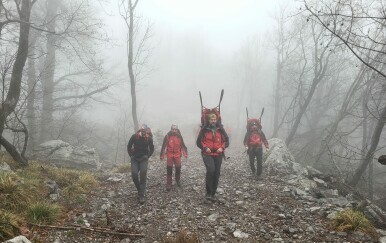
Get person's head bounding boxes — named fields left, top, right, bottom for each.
left=139, top=124, right=148, bottom=136
left=170, top=124, right=178, bottom=133
left=207, top=113, right=217, bottom=126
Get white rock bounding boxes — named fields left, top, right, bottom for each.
left=233, top=229, right=249, bottom=238
left=0, top=162, right=12, bottom=172
left=379, top=236, right=386, bottom=243
left=4, top=236, right=32, bottom=243
left=207, top=213, right=219, bottom=222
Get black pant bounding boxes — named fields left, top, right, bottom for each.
left=131, top=155, right=148, bottom=197
left=202, top=155, right=222, bottom=196
left=248, top=147, right=262, bottom=176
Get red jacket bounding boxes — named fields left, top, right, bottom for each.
left=196, top=126, right=229, bottom=156
left=243, top=129, right=269, bottom=149
left=160, top=131, right=187, bottom=159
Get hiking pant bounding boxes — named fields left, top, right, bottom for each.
left=131, top=155, right=148, bottom=197
left=248, top=147, right=263, bottom=176
left=202, top=155, right=222, bottom=196
left=166, top=157, right=181, bottom=187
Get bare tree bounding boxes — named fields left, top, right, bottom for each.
left=119, top=0, right=153, bottom=132
left=37, top=0, right=110, bottom=143
left=303, top=0, right=386, bottom=187
left=0, top=0, right=36, bottom=166
left=271, top=3, right=300, bottom=138
left=285, top=20, right=335, bottom=146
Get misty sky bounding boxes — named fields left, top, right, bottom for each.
left=89, top=0, right=292, bottom=140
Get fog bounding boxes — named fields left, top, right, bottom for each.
left=88, top=0, right=280, bottom=146
left=1, top=0, right=385, bottom=200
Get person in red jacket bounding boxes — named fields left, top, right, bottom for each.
left=243, top=120, right=269, bottom=180
left=196, top=113, right=229, bottom=202
left=160, top=124, right=188, bottom=191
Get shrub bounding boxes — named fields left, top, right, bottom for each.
left=0, top=172, right=32, bottom=211
left=27, top=202, right=61, bottom=224
left=0, top=210, right=21, bottom=241
left=334, top=208, right=375, bottom=234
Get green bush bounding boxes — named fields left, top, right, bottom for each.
left=27, top=202, right=61, bottom=224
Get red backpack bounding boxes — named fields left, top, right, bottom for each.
left=246, top=107, right=264, bottom=131
left=249, top=132, right=262, bottom=146
left=135, top=126, right=153, bottom=141
left=199, top=89, right=224, bottom=126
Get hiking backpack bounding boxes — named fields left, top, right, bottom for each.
left=246, top=107, right=264, bottom=131
left=135, top=126, right=153, bottom=141
left=199, top=89, right=224, bottom=126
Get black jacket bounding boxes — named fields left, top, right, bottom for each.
left=127, top=134, right=154, bottom=159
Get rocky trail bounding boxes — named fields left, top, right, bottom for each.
left=30, top=142, right=385, bottom=243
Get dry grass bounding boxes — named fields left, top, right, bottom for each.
left=0, top=155, right=101, bottom=241
left=0, top=210, right=22, bottom=241
left=27, top=202, right=61, bottom=224
left=113, top=163, right=131, bottom=173
left=0, top=172, right=33, bottom=212
left=334, top=208, right=375, bottom=235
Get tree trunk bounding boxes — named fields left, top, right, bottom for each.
left=285, top=24, right=333, bottom=146
left=39, top=0, right=60, bottom=143
left=349, top=101, right=386, bottom=187
left=27, top=30, right=38, bottom=150
left=313, top=65, right=366, bottom=164
left=128, top=2, right=139, bottom=132
left=0, top=0, right=32, bottom=166
left=361, top=87, right=373, bottom=199
left=272, top=52, right=282, bottom=138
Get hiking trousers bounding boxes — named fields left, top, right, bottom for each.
left=131, top=155, right=148, bottom=197
left=248, top=147, right=263, bottom=176
left=202, top=154, right=222, bottom=196
left=166, top=157, right=182, bottom=187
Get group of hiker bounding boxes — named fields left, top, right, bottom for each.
left=127, top=90, right=269, bottom=204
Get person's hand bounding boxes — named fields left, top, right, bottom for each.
left=217, top=148, right=223, bottom=153
left=204, top=147, right=211, bottom=153
left=266, top=147, right=269, bottom=152
left=245, top=146, right=248, bottom=150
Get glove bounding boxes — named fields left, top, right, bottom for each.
left=204, top=147, right=211, bottom=153
left=216, top=148, right=223, bottom=153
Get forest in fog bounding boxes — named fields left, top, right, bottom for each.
left=1, top=0, right=385, bottom=203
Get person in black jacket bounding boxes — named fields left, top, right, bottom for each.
left=127, top=124, right=154, bottom=204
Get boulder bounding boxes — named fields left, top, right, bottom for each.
left=32, top=140, right=101, bottom=170
left=264, top=138, right=307, bottom=176
left=0, top=161, right=12, bottom=172
left=4, top=236, right=32, bottom=243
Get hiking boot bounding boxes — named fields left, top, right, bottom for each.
left=210, top=195, right=218, bottom=202
left=205, top=194, right=212, bottom=202
left=255, top=174, right=262, bottom=181
left=176, top=181, right=181, bottom=187
left=139, top=195, right=146, bottom=204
